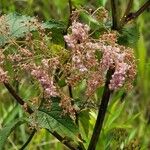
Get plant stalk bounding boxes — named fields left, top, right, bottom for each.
left=4, top=82, right=33, bottom=114
left=87, top=69, right=114, bottom=150
left=123, top=0, right=150, bottom=25
left=111, top=0, right=118, bottom=29
left=87, top=1, right=118, bottom=149
left=120, top=0, right=134, bottom=27
left=4, top=82, right=80, bottom=150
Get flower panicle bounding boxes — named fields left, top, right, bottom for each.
left=64, top=21, right=136, bottom=92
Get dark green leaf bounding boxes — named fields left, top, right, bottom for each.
left=118, top=24, right=140, bottom=47
left=31, top=97, right=79, bottom=141
left=43, top=19, right=66, bottom=30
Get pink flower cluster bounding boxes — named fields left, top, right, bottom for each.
left=109, top=62, right=130, bottom=90
left=64, top=21, right=90, bottom=49
left=64, top=21, right=101, bottom=74
left=0, top=51, right=8, bottom=83
left=0, top=67, right=8, bottom=83
left=64, top=21, right=136, bottom=91
left=100, top=45, right=131, bottom=90
left=30, top=64, right=58, bottom=97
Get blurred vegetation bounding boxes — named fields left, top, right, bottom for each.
left=0, top=0, right=150, bottom=150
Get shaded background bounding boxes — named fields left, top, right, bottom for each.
left=0, top=0, right=150, bottom=149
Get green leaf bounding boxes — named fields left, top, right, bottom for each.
left=118, top=24, right=140, bottom=47
left=79, top=109, right=90, bottom=137
left=105, top=100, right=125, bottom=128
left=0, top=13, right=36, bottom=46
left=0, top=13, right=66, bottom=46
left=58, top=79, right=67, bottom=87
left=0, top=118, right=27, bottom=150
left=43, top=19, right=66, bottom=30
left=31, top=97, right=79, bottom=141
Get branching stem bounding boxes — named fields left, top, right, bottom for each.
left=87, top=0, right=150, bottom=149
left=120, top=0, right=134, bottom=27
left=120, top=0, right=150, bottom=29
left=125, top=0, right=150, bottom=23
left=66, top=0, right=73, bottom=33
left=49, top=130, right=77, bottom=150
left=87, top=1, right=117, bottom=149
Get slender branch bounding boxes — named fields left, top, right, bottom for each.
left=19, top=129, right=36, bottom=150
left=68, top=84, right=73, bottom=98
left=66, top=0, right=73, bottom=34
left=3, top=82, right=33, bottom=114
left=68, top=0, right=73, bottom=19
left=120, top=0, right=134, bottom=27
left=4, top=81, right=82, bottom=150
left=65, top=2, right=85, bottom=150
left=125, top=0, right=150, bottom=23
left=111, top=0, right=118, bottom=29
left=87, top=69, right=114, bottom=150
left=66, top=0, right=73, bottom=109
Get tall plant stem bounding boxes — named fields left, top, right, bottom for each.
left=87, top=69, right=114, bottom=150
left=111, top=0, right=118, bottom=29
left=87, top=0, right=150, bottom=149
left=65, top=0, right=73, bottom=35
left=87, top=1, right=118, bottom=149
left=68, top=0, right=73, bottom=27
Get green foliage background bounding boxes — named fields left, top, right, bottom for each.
left=0, top=0, right=150, bottom=150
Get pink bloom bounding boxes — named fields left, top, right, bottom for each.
left=0, top=67, right=8, bottom=83
left=109, top=62, right=130, bottom=90
left=30, top=65, right=58, bottom=97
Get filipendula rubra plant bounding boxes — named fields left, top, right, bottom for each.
left=0, top=0, right=149, bottom=149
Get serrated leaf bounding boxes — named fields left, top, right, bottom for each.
left=118, top=24, right=140, bottom=47
left=0, top=13, right=66, bottom=46
left=31, top=97, right=79, bottom=141
left=0, top=13, right=36, bottom=46
left=0, top=118, right=27, bottom=150
left=6, top=14, right=35, bottom=38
